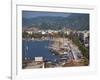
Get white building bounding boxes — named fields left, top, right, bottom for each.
left=63, top=28, right=72, bottom=35
left=35, top=57, right=43, bottom=62
left=26, top=31, right=33, bottom=35
left=41, top=31, right=46, bottom=35
left=77, top=30, right=89, bottom=47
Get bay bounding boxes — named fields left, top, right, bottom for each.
left=22, top=40, right=60, bottom=62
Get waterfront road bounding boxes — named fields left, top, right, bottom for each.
left=67, top=39, right=83, bottom=61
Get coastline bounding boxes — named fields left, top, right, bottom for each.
left=22, top=37, right=89, bottom=69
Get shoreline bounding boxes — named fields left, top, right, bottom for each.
left=22, top=38, right=54, bottom=41
left=22, top=37, right=89, bottom=69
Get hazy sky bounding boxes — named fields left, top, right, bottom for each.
left=22, top=11, right=72, bottom=18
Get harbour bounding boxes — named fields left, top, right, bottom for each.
left=22, top=37, right=86, bottom=69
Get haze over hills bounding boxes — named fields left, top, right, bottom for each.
left=22, top=13, right=89, bottom=30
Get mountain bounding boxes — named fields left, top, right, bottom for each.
left=22, top=14, right=89, bottom=30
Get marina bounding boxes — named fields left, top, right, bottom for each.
left=22, top=37, right=85, bottom=69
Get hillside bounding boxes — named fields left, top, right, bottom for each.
left=22, top=14, right=89, bottom=30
